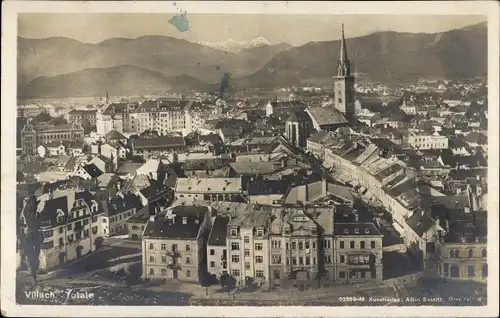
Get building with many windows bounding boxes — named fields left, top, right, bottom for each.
left=68, top=109, right=98, bottom=126
left=18, top=190, right=104, bottom=269
left=21, top=121, right=84, bottom=156
left=433, top=198, right=487, bottom=282
left=406, top=131, right=449, bottom=150
left=333, top=211, right=383, bottom=283
left=142, top=205, right=212, bottom=282
left=226, top=204, right=273, bottom=288
left=268, top=205, right=335, bottom=289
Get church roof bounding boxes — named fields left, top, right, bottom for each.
left=307, top=107, right=348, bottom=126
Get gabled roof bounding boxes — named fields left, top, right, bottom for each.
left=105, top=130, right=126, bottom=140
left=134, top=136, right=186, bottom=150
left=306, top=107, right=348, bottom=126
left=81, top=163, right=103, bottom=178
left=143, top=206, right=208, bottom=239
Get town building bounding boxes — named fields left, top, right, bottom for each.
left=226, top=204, right=273, bottom=288
left=100, top=193, right=143, bottom=237
left=18, top=190, right=104, bottom=269
left=333, top=210, right=383, bottom=283
left=68, top=109, right=98, bottom=126
left=21, top=121, right=84, bottom=156
left=406, top=131, right=449, bottom=150
left=17, top=105, right=41, bottom=118
left=142, top=205, right=212, bottom=282
left=268, top=205, right=335, bottom=289
left=132, top=136, right=187, bottom=159
left=175, top=177, right=245, bottom=202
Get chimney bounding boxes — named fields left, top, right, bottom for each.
left=182, top=217, right=187, bottom=224
left=354, top=212, right=359, bottom=222
left=149, top=215, right=155, bottom=222
left=322, top=178, right=327, bottom=196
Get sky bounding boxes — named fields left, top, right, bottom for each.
left=18, top=13, right=486, bottom=46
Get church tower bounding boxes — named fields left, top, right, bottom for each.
left=333, top=24, right=355, bottom=122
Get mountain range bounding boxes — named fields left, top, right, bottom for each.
left=18, top=22, right=487, bottom=98
left=197, top=36, right=272, bottom=53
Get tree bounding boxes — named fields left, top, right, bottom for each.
left=32, top=112, right=52, bottom=124
left=22, top=195, right=41, bottom=281
left=51, top=116, right=68, bottom=126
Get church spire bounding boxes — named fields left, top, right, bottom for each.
left=337, top=23, right=351, bottom=77
left=105, top=89, right=109, bottom=105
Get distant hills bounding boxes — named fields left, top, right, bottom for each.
left=232, top=22, right=487, bottom=89
left=18, top=22, right=487, bottom=98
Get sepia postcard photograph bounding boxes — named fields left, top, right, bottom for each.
left=1, top=1, right=499, bottom=317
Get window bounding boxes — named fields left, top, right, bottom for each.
left=256, top=270, right=264, bottom=278
left=149, top=243, right=154, bottom=250
left=161, top=269, right=167, bottom=276
left=482, top=248, right=487, bottom=258
left=67, top=224, right=72, bottom=230
left=83, top=229, right=89, bottom=238
left=210, top=249, right=215, bottom=255
left=161, top=244, right=166, bottom=251
left=244, top=236, right=250, bottom=243
left=454, top=249, right=460, bottom=258
left=468, top=265, right=475, bottom=277
left=185, top=245, right=190, bottom=252
left=149, top=256, right=155, bottom=263
left=273, top=270, right=280, bottom=279
left=371, top=241, right=376, bottom=249
left=149, top=268, right=154, bottom=275
left=340, top=241, right=345, bottom=249
left=286, top=257, right=290, bottom=265
left=313, top=257, right=317, bottom=265
left=255, top=243, right=263, bottom=251
left=360, top=241, right=366, bottom=249
left=230, top=229, right=237, bottom=236
left=59, top=227, right=64, bottom=234
left=340, top=255, right=345, bottom=263
left=350, top=241, right=355, bottom=249
left=186, top=257, right=191, bottom=264
left=449, top=250, right=454, bottom=259
left=292, top=257, right=297, bottom=265
left=256, top=230, right=264, bottom=236
left=443, top=263, right=449, bottom=276
left=291, top=242, right=296, bottom=249
left=232, top=270, right=240, bottom=277
left=210, top=261, right=215, bottom=268
left=468, top=249, right=473, bottom=258
left=67, top=234, right=74, bottom=242
left=323, top=240, right=331, bottom=249
left=244, top=249, right=250, bottom=256
left=286, top=242, right=289, bottom=250
left=186, top=270, right=191, bottom=278
left=231, top=242, right=239, bottom=251
left=482, top=264, right=488, bottom=277
left=299, top=256, right=304, bottom=265
left=231, top=255, right=240, bottom=263
left=162, top=256, right=167, bottom=264
left=339, top=271, right=346, bottom=279
left=272, top=254, right=281, bottom=264
left=255, top=256, right=263, bottom=263
left=298, top=242, right=303, bottom=250
left=305, top=241, right=310, bottom=249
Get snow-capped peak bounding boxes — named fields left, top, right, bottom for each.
left=198, top=37, right=271, bottom=53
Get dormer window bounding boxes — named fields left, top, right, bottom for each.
left=182, top=217, right=187, bottom=224
left=230, top=229, right=237, bottom=237
left=364, top=228, right=370, bottom=234
left=354, top=228, right=360, bottom=234
left=344, top=229, right=349, bottom=234
left=256, top=229, right=264, bottom=237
